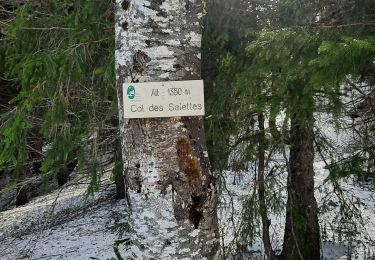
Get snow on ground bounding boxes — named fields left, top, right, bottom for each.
left=0, top=172, right=131, bottom=260
left=216, top=112, right=375, bottom=259
left=0, top=199, right=127, bottom=260
left=218, top=162, right=375, bottom=259
left=315, top=161, right=375, bottom=260
left=1, top=163, right=375, bottom=259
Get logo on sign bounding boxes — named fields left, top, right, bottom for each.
left=127, top=85, right=135, bottom=100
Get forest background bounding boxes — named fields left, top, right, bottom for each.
left=0, top=0, right=375, bottom=259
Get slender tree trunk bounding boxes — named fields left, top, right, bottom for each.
left=115, top=1, right=220, bottom=259
left=114, top=137, right=125, bottom=200
left=16, top=127, right=43, bottom=206
left=281, top=114, right=320, bottom=260
left=16, top=166, right=29, bottom=206
left=258, top=113, right=278, bottom=260
left=57, top=153, right=77, bottom=187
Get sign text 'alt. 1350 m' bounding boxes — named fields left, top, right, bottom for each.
left=122, top=80, right=205, bottom=119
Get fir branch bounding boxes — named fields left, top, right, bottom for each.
left=309, top=22, right=375, bottom=29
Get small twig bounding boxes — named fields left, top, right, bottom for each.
left=21, top=27, right=72, bottom=31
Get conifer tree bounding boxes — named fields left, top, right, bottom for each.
left=204, top=0, right=375, bottom=258
left=0, top=0, right=124, bottom=205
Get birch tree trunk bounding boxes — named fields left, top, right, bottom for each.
left=115, top=1, right=220, bottom=259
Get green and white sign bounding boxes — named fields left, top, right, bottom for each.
left=127, top=85, right=135, bottom=100
left=122, top=80, right=205, bottom=119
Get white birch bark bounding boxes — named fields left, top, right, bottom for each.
left=115, top=1, right=220, bottom=259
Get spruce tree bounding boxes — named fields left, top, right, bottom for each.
left=204, top=0, right=375, bottom=258
left=0, top=0, right=124, bottom=204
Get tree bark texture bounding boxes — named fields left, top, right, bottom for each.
left=114, top=137, right=126, bottom=200
left=57, top=150, right=77, bottom=187
left=115, top=1, right=219, bottom=259
left=281, top=115, right=320, bottom=260
left=15, top=166, right=29, bottom=206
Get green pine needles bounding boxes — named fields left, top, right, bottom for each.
left=0, top=0, right=117, bottom=193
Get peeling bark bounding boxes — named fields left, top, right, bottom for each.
left=115, top=1, right=219, bottom=259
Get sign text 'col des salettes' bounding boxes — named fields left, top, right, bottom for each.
left=123, top=80, right=205, bottom=119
